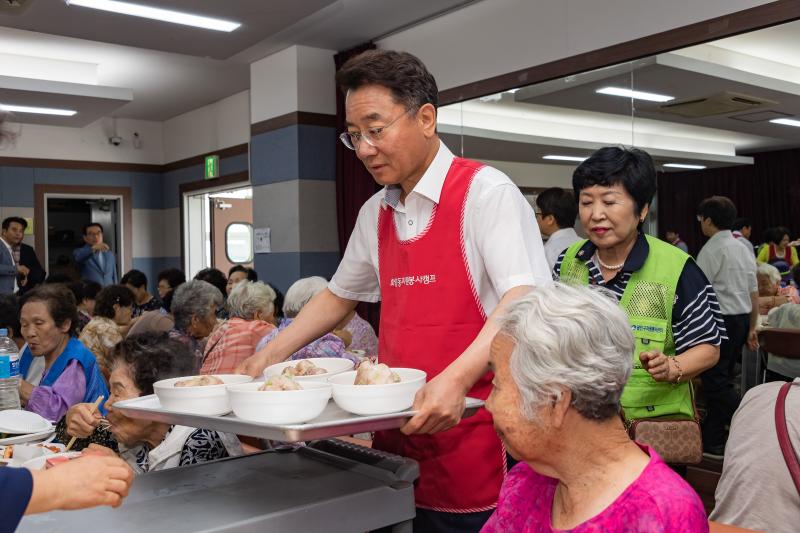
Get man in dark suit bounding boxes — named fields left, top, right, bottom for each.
left=73, top=223, right=117, bottom=286
left=1, top=217, right=46, bottom=295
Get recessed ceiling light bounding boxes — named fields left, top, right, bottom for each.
left=543, top=155, right=587, bottom=162
left=0, top=104, right=77, bottom=116
left=596, top=86, right=675, bottom=103
left=65, top=0, right=241, bottom=32
left=770, top=117, right=800, bottom=128
left=663, top=163, right=706, bottom=170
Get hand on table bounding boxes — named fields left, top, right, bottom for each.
left=66, top=402, right=103, bottom=438
left=401, top=373, right=467, bottom=435
left=639, top=351, right=674, bottom=383
left=29, top=453, right=134, bottom=512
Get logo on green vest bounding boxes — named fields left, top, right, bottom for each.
left=631, top=324, right=665, bottom=335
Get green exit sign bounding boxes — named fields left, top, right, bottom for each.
left=204, top=155, right=220, bottom=179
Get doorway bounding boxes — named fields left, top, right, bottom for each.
left=34, top=184, right=132, bottom=282
left=45, top=196, right=122, bottom=279
left=183, top=186, right=253, bottom=278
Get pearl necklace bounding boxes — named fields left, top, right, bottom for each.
left=594, top=252, right=625, bottom=270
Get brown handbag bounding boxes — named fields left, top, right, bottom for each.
left=623, top=386, right=703, bottom=465
left=775, top=381, right=800, bottom=495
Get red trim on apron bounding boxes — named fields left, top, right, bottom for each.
left=374, top=157, right=505, bottom=512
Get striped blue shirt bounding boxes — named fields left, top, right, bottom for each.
left=553, top=234, right=726, bottom=354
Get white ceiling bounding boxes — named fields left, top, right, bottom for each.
left=0, top=0, right=477, bottom=123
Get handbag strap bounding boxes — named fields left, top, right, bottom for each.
left=775, top=381, right=800, bottom=495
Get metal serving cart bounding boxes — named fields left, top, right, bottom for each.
left=18, top=396, right=484, bottom=532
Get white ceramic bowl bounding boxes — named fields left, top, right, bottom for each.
left=263, top=358, right=355, bottom=382
left=152, top=374, right=253, bottom=415
left=227, top=381, right=332, bottom=424
left=328, top=368, right=427, bottom=416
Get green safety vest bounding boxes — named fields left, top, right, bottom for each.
left=560, top=235, right=694, bottom=421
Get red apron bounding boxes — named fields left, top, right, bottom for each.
left=373, top=157, right=505, bottom=512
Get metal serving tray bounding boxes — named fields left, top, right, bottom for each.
left=113, top=395, right=485, bottom=442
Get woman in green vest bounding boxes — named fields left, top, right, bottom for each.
left=554, top=147, right=723, bottom=423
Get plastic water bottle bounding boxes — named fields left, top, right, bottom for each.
left=0, top=328, right=21, bottom=410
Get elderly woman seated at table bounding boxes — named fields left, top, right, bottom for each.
left=757, top=262, right=800, bottom=315
left=169, top=280, right=222, bottom=372
left=17, top=284, right=109, bottom=422
left=255, top=276, right=354, bottom=362
left=482, top=283, right=707, bottom=532
left=79, top=284, right=135, bottom=380
left=58, top=334, right=242, bottom=472
left=201, top=281, right=276, bottom=374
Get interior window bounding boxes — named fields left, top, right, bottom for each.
left=226, top=223, right=253, bottom=264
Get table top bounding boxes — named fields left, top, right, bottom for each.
left=19, top=443, right=418, bottom=533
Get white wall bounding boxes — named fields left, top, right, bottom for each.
left=250, top=45, right=336, bottom=124
left=0, top=117, right=163, bottom=163
left=162, top=90, right=251, bottom=163
left=482, top=160, right=574, bottom=189
left=378, top=0, right=775, bottom=92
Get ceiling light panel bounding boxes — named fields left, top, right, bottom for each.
left=65, top=0, right=241, bottom=32
left=543, top=155, right=587, bottom=162
left=0, top=104, right=77, bottom=116
left=663, top=163, right=706, bottom=169
left=770, top=117, right=800, bottom=128
left=596, top=86, right=675, bottom=103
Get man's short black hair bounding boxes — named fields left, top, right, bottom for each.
left=0, top=294, right=20, bottom=338
left=157, top=268, right=186, bottom=290
left=535, top=188, right=577, bottom=229
left=83, top=222, right=103, bottom=235
left=732, top=217, right=751, bottom=232
left=2, top=217, right=27, bottom=231
left=121, top=269, right=148, bottom=289
left=336, top=49, right=439, bottom=111
left=228, top=265, right=258, bottom=282
left=572, top=147, right=656, bottom=216
left=194, top=268, right=227, bottom=299
left=697, top=196, right=737, bottom=230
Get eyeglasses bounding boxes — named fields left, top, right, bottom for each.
left=339, top=108, right=414, bottom=150
left=696, top=215, right=704, bottom=222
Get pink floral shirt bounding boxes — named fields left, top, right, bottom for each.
left=482, top=446, right=708, bottom=533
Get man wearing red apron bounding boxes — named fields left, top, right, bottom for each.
left=240, top=49, right=551, bottom=532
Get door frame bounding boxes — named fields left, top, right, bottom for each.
left=179, top=172, right=249, bottom=275
left=34, top=184, right=133, bottom=276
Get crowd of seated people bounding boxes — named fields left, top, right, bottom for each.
left=2, top=222, right=799, bottom=532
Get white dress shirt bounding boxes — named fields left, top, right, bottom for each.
left=697, top=230, right=757, bottom=315
left=544, top=227, right=581, bottom=270
left=330, top=140, right=551, bottom=316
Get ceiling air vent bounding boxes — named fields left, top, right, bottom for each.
left=0, top=0, right=33, bottom=15
left=652, top=91, right=777, bottom=118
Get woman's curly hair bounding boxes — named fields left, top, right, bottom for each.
left=111, top=334, right=195, bottom=395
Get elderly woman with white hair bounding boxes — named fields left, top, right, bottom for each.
left=757, top=262, right=799, bottom=315
left=168, top=280, right=222, bottom=372
left=255, top=276, right=354, bottom=362
left=200, top=281, right=276, bottom=374
left=482, top=283, right=707, bottom=532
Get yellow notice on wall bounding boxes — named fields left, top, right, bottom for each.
left=24, top=218, right=33, bottom=235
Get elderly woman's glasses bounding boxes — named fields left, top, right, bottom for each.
left=339, top=108, right=414, bottom=150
